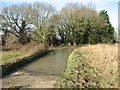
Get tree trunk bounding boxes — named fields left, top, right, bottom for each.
left=43, top=39, right=47, bottom=50
left=68, top=42, right=71, bottom=46
left=19, top=31, right=30, bottom=44
left=73, top=41, right=76, bottom=46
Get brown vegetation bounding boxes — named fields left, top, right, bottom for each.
left=76, top=44, right=118, bottom=88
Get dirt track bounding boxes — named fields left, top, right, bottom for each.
left=2, top=70, right=59, bottom=88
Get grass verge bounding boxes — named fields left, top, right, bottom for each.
left=2, top=51, right=28, bottom=65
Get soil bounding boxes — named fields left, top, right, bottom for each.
left=2, top=70, right=59, bottom=88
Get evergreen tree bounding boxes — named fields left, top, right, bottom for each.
left=99, top=10, right=116, bottom=43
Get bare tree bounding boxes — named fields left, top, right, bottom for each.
left=1, top=4, right=32, bottom=44
left=31, top=3, right=56, bottom=48
left=53, top=3, right=106, bottom=45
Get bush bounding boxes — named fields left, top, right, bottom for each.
left=57, top=50, right=110, bottom=88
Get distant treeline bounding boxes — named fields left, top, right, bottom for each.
left=1, top=3, right=116, bottom=47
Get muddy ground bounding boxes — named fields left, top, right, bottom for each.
left=2, top=70, right=59, bottom=88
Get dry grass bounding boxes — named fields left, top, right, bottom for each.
left=49, top=45, right=75, bottom=50
left=76, top=44, right=118, bottom=88
left=2, top=42, right=45, bottom=65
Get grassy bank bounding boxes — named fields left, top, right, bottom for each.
left=2, top=51, right=28, bottom=65
left=2, top=42, right=44, bottom=64
left=49, top=46, right=76, bottom=50
left=1, top=42, right=52, bottom=77
left=2, top=49, right=50, bottom=77
left=57, top=44, right=118, bottom=88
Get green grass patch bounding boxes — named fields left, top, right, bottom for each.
left=2, top=51, right=28, bottom=65
left=2, top=49, right=50, bottom=77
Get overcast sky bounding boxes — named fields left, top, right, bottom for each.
left=0, top=0, right=118, bottom=31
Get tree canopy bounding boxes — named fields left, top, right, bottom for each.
left=1, top=3, right=116, bottom=46
left=1, top=4, right=33, bottom=44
